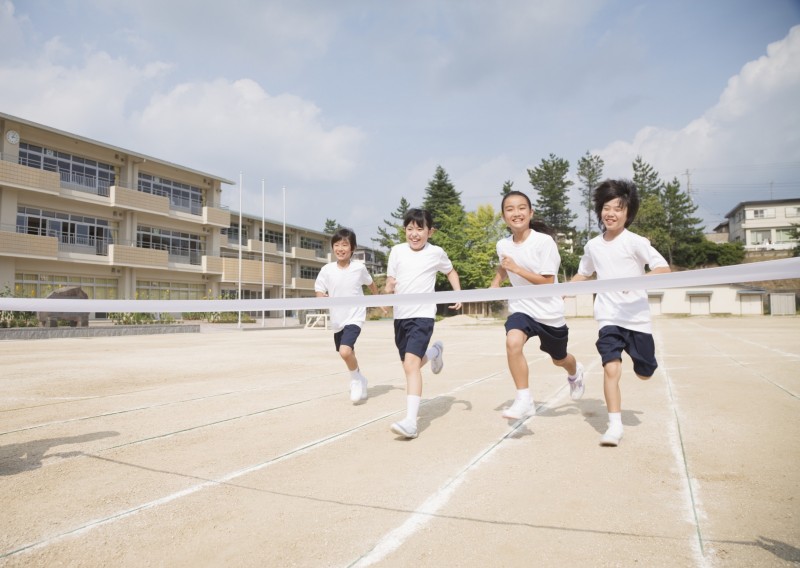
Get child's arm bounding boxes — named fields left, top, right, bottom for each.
left=446, top=268, right=462, bottom=310
left=384, top=276, right=396, bottom=295
left=499, top=256, right=554, bottom=285
left=570, top=273, right=591, bottom=282
left=367, top=282, right=389, bottom=316
left=490, top=266, right=508, bottom=288
left=647, top=266, right=671, bottom=275
left=315, top=290, right=328, bottom=298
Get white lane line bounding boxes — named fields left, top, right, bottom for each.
left=349, top=383, right=569, bottom=568
left=1, top=371, right=507, bottom=560
left=657, top=334, right=710, bottom=568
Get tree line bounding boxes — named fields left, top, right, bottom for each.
left=325, top=153, right=748, bottom=290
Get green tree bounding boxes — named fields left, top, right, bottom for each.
left=660, top=178, right=704, bottom=266
left=373, top=197, right=410, bottom=252
left=323, top=218, right=339, bottom=234
left=501, top=180, right=514, bottom=196
left=422, top=165, right=465, bottom=230
left=527, top=154, right=576, bottom=235
left=456, top=204, right=505, bottom=289
left=632, top=155, right=664, bottom=199
left=790, top=224, right=800, bottom=257
left=576, top=151, right=604, bottom=234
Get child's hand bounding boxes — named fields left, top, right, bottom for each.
left=449, top=302, right=462, bottom=310
left=499, top=256, right=519, bottom=274
left=380, top=306, right=389, bottom=316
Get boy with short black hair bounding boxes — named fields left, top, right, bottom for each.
left=572, top=179, right=671, bottom=446
left=385, top=208, right=461, bottom=439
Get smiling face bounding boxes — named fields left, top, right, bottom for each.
left=404, top=220, right=433, bottom=251
left=501, top=193, right=533, bottom=237
left=332, top=238, right=353, bottom=264
left=601, top=197, right=629, bottom=236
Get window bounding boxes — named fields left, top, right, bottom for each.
left=750, top=230, right=771, bottom=245
left=15, top=272, right=118, bottom=299
left=16, top=206, right=114, bottom=255
left=226, top=223, right=248, bottom=245
left=786, top=206, right=800, bottom=218
left=138, top=173, right=203, bottom=215
left=300, top=265, right=320, bottom=279
left=136, top=280, right=206, bottom=300
left=137, top=225, right=204, bottom=264
left=750, top=208, right=775, bottom=219
left=19, top=143, right=115, bottom=196
left=260, top=228, right=286, bottom=250
left=300, top=236, right=324, bottom=257
left=775, top=229, right=796, bottom=244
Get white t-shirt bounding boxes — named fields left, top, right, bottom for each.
left=314, top=261, right=373, bottom=332
left=387, top=242, right=454, bottom=320
left=577, top=229, right=668, bottom=333
left=496, top=230, right=566, bottom=328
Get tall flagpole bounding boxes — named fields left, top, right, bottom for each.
left=261, top=178, right=266, bottom=328
left=237, top=172, right=242, bottom=329
left=282, top=186, right=286, bottom=327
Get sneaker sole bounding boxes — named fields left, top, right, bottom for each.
left=431, top=341, right=443, bottom=374
left=390, top=423, right=418, bottom=439
left=599, top=435, right=621, bottom=447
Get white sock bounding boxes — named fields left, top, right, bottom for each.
left=516, top=388, right=532, bottom=402
left=425, top=344, right=440, bottom=361
left=405, top=395, right=421, bottom=422
left=350, top=369, right=362, bottom=381
left=608, top=412, right=622, bottom=429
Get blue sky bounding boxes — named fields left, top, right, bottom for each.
left=2, top=0, right=799, bottom=241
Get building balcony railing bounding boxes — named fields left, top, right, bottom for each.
left=221, top=257, right=290, bottom=285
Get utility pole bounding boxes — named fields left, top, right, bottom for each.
left=684, top=169, right=693, bottom=202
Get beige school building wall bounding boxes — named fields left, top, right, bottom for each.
left=565, top=284, right=768, bottom=319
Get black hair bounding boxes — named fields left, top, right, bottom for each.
left=592, top=179, right=640, bottom=230
left=500, top=190, right=556, bottom=238
left=331, top=227, right=357, bottom=250
left=403, top=208, right=434, bottom=230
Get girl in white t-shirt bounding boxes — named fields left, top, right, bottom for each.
left=572, top=179, right=670, bottom=446
left=491, top=191, right=584, bottom=421
left=315, top=228, right=385, bottom=404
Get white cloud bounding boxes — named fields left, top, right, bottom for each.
left=596, top=25, right=800, bottom=180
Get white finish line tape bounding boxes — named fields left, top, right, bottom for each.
left=1, top=257, right=798, bottom=313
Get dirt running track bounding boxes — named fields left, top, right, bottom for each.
left=1, top=316, right=799, bottom=567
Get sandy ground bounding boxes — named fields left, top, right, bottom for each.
left=1, top=316, right=798, bottom=567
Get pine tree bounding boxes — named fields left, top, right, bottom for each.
left=576, top=152, right=604, bottom=234
left=632, top=156, right=664, bottom=199
left=501, top=180, right=514, bottom=196
left=527, top=153, right=576, bottom=235
left=372, top=197, right=410, bottom=252
left=323, top=219, right=339, bottom=234
left=422, top=165, right=465, bottom=230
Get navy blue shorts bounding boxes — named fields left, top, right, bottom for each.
left=596, top=325, right=658, bottom=377
left=505, top=312, right=569, bottom=361
left=334, top=324, right=362, bottom=351
left=394, top=318, right=434, bottom=361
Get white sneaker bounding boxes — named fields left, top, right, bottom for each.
left=391, top=418, right=418, bottom=439
left=502, top=398, right=533, bottom=420
left=359, top=376, right=368, bottom=401
left=569, top=363, right=585, bottom=401
left=430, top=341, right=444, bottom=374
left=349, top=379, right=362, bottom=403
left=600, top=425, right=623, bottom=446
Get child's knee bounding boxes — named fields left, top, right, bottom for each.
left=339, top=345, right=353, bottom=359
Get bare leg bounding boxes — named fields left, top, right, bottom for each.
left=506, top=330, right=529, bottom=389
left=603, top=359, right=623, bottom=413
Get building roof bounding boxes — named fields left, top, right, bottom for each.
left=1, top=111, right=235, bottom=185
left=724, top=197, right=800, bottom=219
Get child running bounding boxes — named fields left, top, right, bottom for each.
left=385, top=208, right=461, bottom=439
left=571, top=179, right=671, bottom=446
left=491, top=190, right=585, bottom=420
left=315, top=228, right=384, bottom=404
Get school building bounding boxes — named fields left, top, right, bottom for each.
left=0, top=112, right=332, bottom=318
